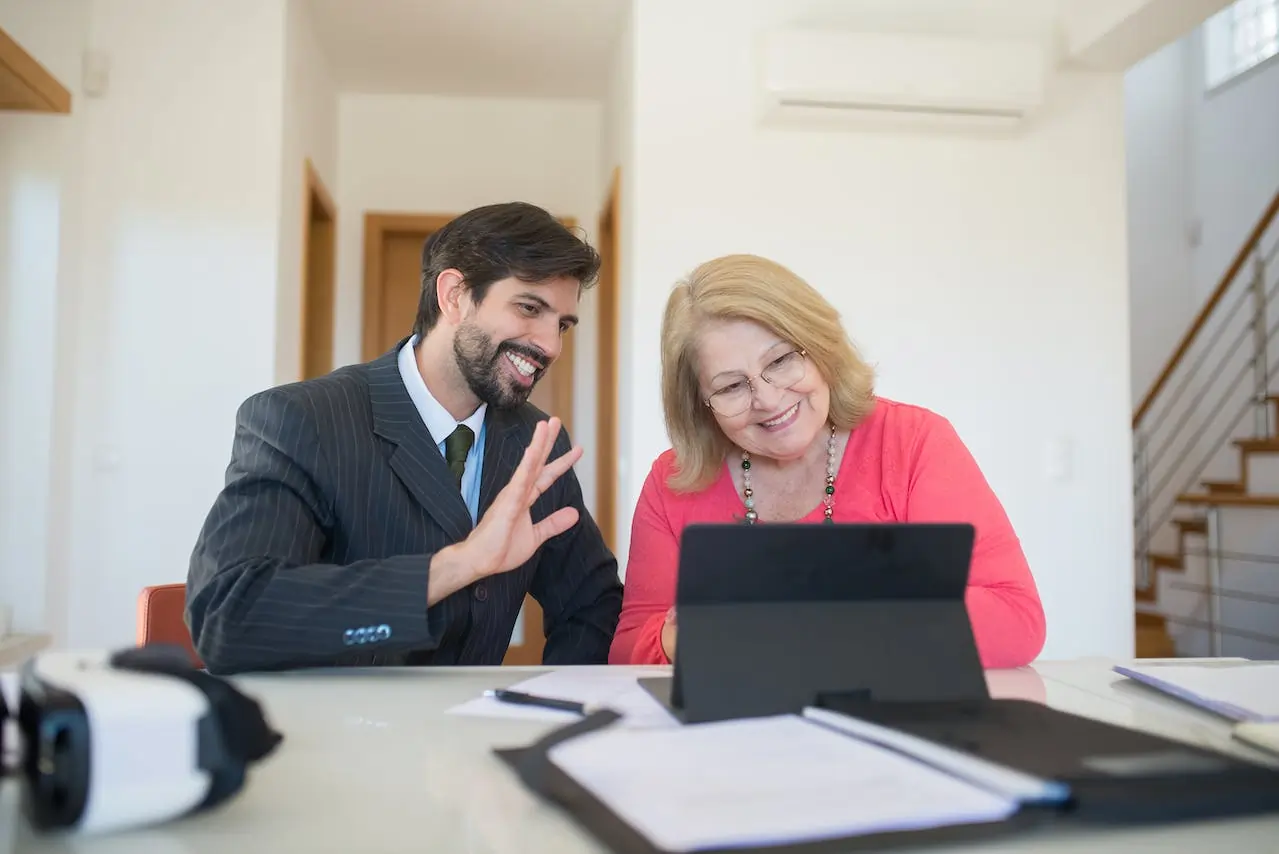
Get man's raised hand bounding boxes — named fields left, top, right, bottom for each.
left=459, top=417, right=583, bottom=580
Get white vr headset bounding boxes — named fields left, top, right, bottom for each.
left=1, top=644, right=282, bottom=835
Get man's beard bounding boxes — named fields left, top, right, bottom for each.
left=452, top=322, right=547, bottom=410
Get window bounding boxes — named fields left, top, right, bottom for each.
left=1204, top=0, right=1279, bottom=88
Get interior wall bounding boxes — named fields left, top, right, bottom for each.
left=1125, top=39, right=1196, bottom=405
left=599, top=2, right=636, bottom=555
left=1126, top=25, right=1279, bottom=405
left=274, top=0, right=338, bottom=385
left=0, top=0, right=90, bottom=636
left=619, top=0, right=1135, bottom=660
left=1185, top=26, right=1279, bottom=301
left=14, top=0, right=290, bottom=650
left=333, top=92, right=604, bottom=509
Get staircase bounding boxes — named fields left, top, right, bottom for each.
left=1133, top=189, right=1279, bottom=658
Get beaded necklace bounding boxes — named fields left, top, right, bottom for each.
left=740, top=424, right=838, bottom=524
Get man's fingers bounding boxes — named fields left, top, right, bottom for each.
left=531, top=506, right=580, bottom=545
left=488, top=417, right=568, bottom=519
left=531, top=445, right=583, bottom=499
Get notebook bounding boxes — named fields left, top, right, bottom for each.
left=1113, top=662, right=1279, bottom=723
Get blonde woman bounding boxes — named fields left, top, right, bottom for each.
left=608, top=254, right=1046, bottom=669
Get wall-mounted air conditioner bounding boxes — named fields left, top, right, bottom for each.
left=758, top=29, right=1051, bottom=134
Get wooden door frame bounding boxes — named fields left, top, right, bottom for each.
left=360, top=210, right=583, bottom=666
left=595, top=168, right=622, bottom=551
left=0, top=27, right=71, bottom=113
left=299, top=159, right=337, bottom=380
left=361, top=212, right=456, bottom=362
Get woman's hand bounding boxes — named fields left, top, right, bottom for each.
left=660, top=606, right=678, bottom=661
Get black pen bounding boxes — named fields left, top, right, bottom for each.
left=484, top=688, right=592, bottom=715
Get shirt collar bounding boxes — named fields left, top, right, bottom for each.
left=397, top=335, right=487, bottom=445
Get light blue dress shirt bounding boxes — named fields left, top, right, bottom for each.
left=397, top=336, right=487, bottom=524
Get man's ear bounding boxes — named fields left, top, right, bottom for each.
left=436, top=269, right=468, bottom=325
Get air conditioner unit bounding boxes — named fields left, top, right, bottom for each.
left=758, top=29, right=1050, bottom=134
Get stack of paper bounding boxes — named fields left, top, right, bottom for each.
left=1114, top=662, right=1279, bottom=723
left=547, top=714, right=1022, bottom=852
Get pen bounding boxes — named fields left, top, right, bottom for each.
left=484, top=688, right=591, bottom=715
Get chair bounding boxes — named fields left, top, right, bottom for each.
left=136, top=583, right=202, bottom=666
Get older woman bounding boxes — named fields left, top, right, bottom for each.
left=609, top=254, right=1046, bottom=669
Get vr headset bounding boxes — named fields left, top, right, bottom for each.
left=0, top=644, right=282, bottom=835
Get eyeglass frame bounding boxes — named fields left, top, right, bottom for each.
left=702, top=348, right=809, bottom=418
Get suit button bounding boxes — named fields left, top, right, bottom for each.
left=473, top=583, right=488, bottom=602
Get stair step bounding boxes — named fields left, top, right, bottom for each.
left=1173, top=517, right=1208, bottom=535
left=1234, top=438, right=1279, bottom=453
left=1177, top=492, right=1279, bottom=507
left=1136, top=611, right=1167, bottom=629
left=1135, top=584, right=1157, bottom=602
left=1147, top=551, right=1183, bottom=570
left=1202, top=479, right=1246, bottom=494
left=1135, top=619, right=1176, bottom=657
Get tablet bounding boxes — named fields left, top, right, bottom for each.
left=651, top=522, right=986, bottom=723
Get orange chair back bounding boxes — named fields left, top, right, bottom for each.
left=136, top=583, right=201, bottom=666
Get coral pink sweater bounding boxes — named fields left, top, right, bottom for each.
left=608, top=398, right=1047, bottom=669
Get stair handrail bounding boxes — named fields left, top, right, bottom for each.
left=1133, top=188, right=1279, bottom=428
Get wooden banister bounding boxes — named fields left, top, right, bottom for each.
left=1133, top=188, right=1279, bottom=428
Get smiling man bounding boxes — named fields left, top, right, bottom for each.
left=185, top=202, right=622, bottom=675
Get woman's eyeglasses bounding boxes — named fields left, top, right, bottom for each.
left=704, top=349, right=808, bottom=418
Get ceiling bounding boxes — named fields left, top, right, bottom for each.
left=305, top=0, right=630, bottom=100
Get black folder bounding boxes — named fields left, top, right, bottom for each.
left=495, top=523, right=1279, bottom=852
left=495, top=703, right=1279, bottom=854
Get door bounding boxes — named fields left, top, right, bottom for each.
left=299, top=160, right=336, bottom=380
left=362, top=212, right=579, bottom=665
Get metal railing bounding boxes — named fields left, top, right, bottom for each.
left=1132, top=189, right=1279, bottom=657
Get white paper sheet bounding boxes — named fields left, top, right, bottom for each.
left=547, top=714, right=1017, bottom=852
left=1115, top=662, right=1279, bottom=722
left=447, top=670, right=678, bottom=728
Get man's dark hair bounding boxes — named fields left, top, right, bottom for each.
left=414, top=201, right=602, bottom=337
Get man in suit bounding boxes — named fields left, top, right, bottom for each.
left=186, top=202, right=622, bottom=675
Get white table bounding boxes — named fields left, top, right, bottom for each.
left=4, top=659, right=1279, bottom=853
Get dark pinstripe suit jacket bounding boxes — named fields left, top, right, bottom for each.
left=185, top=343, right=623, bottom=675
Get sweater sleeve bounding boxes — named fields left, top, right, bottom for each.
left=903, top=415, right=1047, bottom=668
left=608, top=461, right=680, bottom=665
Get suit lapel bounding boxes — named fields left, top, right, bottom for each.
left=479, top=406, right=529, bottom=517
left=367, top=343, right=473, bottom=544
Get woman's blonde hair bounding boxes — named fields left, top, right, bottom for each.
left=661, top=254, right=876, bottom=493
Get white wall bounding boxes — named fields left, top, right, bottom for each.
left=274, top=0, right=338, bottom=385
left=1127, top=29, right=1279, bottom=406
left=334, top=93, right=605, bottom=508
left=0, top=0, right=290, bottom=649
left=1125, top=40, right=1196, bottom=404
left=0, top=0, right=90, bottom=636
left=1185, top=29, right=1279, bottom=301
left=617, top=0, right=1135, bottom=660
left=599, top=2, right=635, bottom=553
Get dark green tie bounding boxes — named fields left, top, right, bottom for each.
left=444, top=425, right=474, bottom=489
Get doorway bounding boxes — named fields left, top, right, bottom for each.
left=299, top=160, right=337, bottom=380
left=595, top=169, right=621, bottom=551
left=361, top=211, right=580, bottom=665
